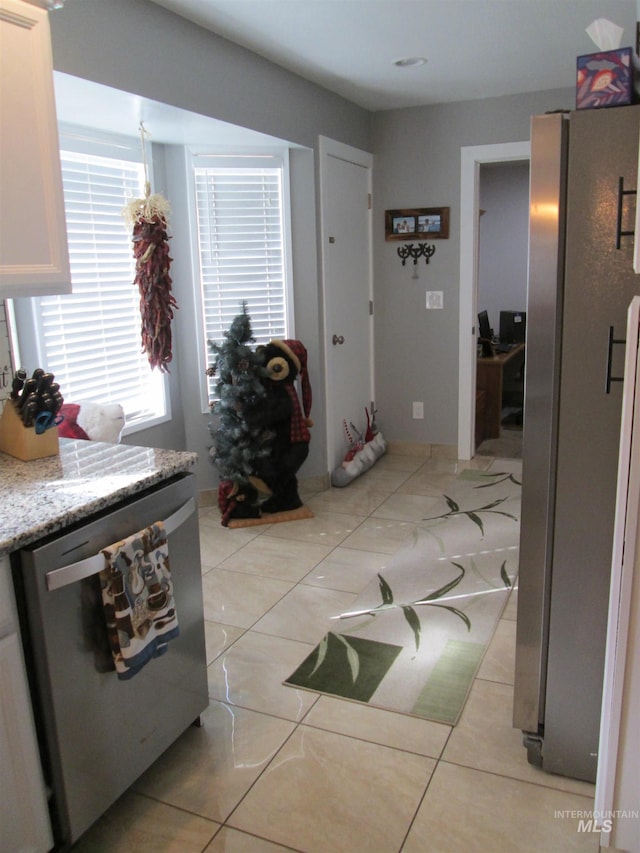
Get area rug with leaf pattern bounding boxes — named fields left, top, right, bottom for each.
left=285, top=463, right=521, bottom=725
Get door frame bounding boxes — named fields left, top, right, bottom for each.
left=318, top=136, right=374, bottom=471
left=458, top=140, right=531, bottom=459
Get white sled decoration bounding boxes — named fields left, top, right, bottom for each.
left=331, top=432, right=386, bottom=487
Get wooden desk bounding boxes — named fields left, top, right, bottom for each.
left=476, top=344, right=525, bottom=441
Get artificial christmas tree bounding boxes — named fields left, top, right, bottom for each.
left=207, top=304, right=272, bottom=523
left=208, top=304, right=315, bottom=527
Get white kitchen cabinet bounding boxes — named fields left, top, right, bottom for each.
left=0, top=553, right=53, bottom=853
left=0, top=0, right=70, bottom=297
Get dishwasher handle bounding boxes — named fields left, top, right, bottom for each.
left=45, top=496, right=197, bottom=592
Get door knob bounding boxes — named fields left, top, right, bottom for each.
left=332, top=334, right=345, bottom=345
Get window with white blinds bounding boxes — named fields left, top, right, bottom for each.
left=33, top=144, right=167, bottom=430
left=193, top=155, right=292, bottom=402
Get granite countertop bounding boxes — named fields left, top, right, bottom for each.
left=0, top=439, right=197, bottom=556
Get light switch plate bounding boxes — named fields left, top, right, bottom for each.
left=426, top=291, right=443, bottom=309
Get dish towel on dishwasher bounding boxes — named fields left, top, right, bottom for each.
left=100, top=521, right=179, bottom=680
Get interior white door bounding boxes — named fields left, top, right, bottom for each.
left=319, top=138, right=373, bottom=471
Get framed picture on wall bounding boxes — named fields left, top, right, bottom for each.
left=389, top=213, right=416, bottom=236
left=385, top=207, right=449, bottom=241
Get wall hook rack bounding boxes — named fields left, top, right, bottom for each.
left=397, top=242, right=436, bottom=278
left=397, top=242, right=436, bottom=266
left=616, top=176, right=636, bottom=249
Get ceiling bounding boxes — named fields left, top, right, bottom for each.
left=146, top=0, right=638, bottom=111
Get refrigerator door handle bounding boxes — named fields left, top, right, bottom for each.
left=616, top=176, right=637, bottom=250
left=606, top=326, right=626, bottom=394
left=45, top=496, right=197, bottom=591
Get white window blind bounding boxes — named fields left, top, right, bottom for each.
left=193, top=159, right=290, bottom=399
left=35, top=148, right=166, bottom=429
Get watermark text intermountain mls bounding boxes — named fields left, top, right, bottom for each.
left=554, top=809, right=639, bottom=834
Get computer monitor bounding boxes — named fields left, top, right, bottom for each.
left=478, top=309, right=492, bottom=340
left=499, top=310, right=526, bottom=344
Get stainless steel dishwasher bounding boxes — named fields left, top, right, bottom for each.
left=12, top=473, right=208, bottom=848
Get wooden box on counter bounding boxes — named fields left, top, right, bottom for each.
left=0, top=400, right=59, bottom=461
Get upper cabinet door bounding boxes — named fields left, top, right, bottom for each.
left=0, top=0, right=70, bottom=297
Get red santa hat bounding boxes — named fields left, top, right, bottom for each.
left=269, top=339, right=313, bottom=425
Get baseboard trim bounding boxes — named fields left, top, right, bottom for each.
left=197, top=445, right=458, bottom=506
left=385, top=440, right=457, bottom=459
left=197, top=489, right=217, bottom=508
left=299, top=472, right=331, bottom=493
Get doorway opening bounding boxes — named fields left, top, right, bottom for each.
left=475, top=160, right=529, bottom=458
left=458, top=140, right=531, bottom=460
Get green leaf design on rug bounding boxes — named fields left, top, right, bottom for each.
left=457, top=469, right=522, bottom=488
left=418, top=561, right=466, bottom=603
left=445, top=495, right=460, bottom=513
left=338, top=563, right=469, bottom=653
left=309, top=633, right=330, bottom=678
left=473, top=472, right=521, bottom=488
left=285, top=468, right=521, bottom=726
left=286, top=632, right=402, bottom=701
left=378, top=573, right=394, bottom=605
left=401, top=605, right=421, bottom=650
left=466, top=555, right=515, bottom=590
left=423, top=495, right=518, bottom=536
left=428, top=604, right=472, bottom=631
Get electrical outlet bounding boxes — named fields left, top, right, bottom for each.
left=412, top=401, right=424, bottom=419
left=426, top=291, right=443, bottom=309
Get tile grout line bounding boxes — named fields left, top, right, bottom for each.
left=201, top=451, right=535, bottom=852
left=203, top=458, right=437, bottom=851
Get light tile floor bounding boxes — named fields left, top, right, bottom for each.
left=75, top=452, right=601, bottom=853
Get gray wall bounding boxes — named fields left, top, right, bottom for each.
left=50, top=0, right=372, bottom=153
left=47, top=1, right=580, bottom=470
left=371, top=88, right=573, bottom=446
left=49, top=0, right=369, bottom=488
left=478, top=161, right=530, bottom=334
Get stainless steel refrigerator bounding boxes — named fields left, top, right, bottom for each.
left=514, top=105, right=640, bottom=783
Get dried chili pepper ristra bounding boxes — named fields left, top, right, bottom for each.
left=124, top=186, right=178, bottom=373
